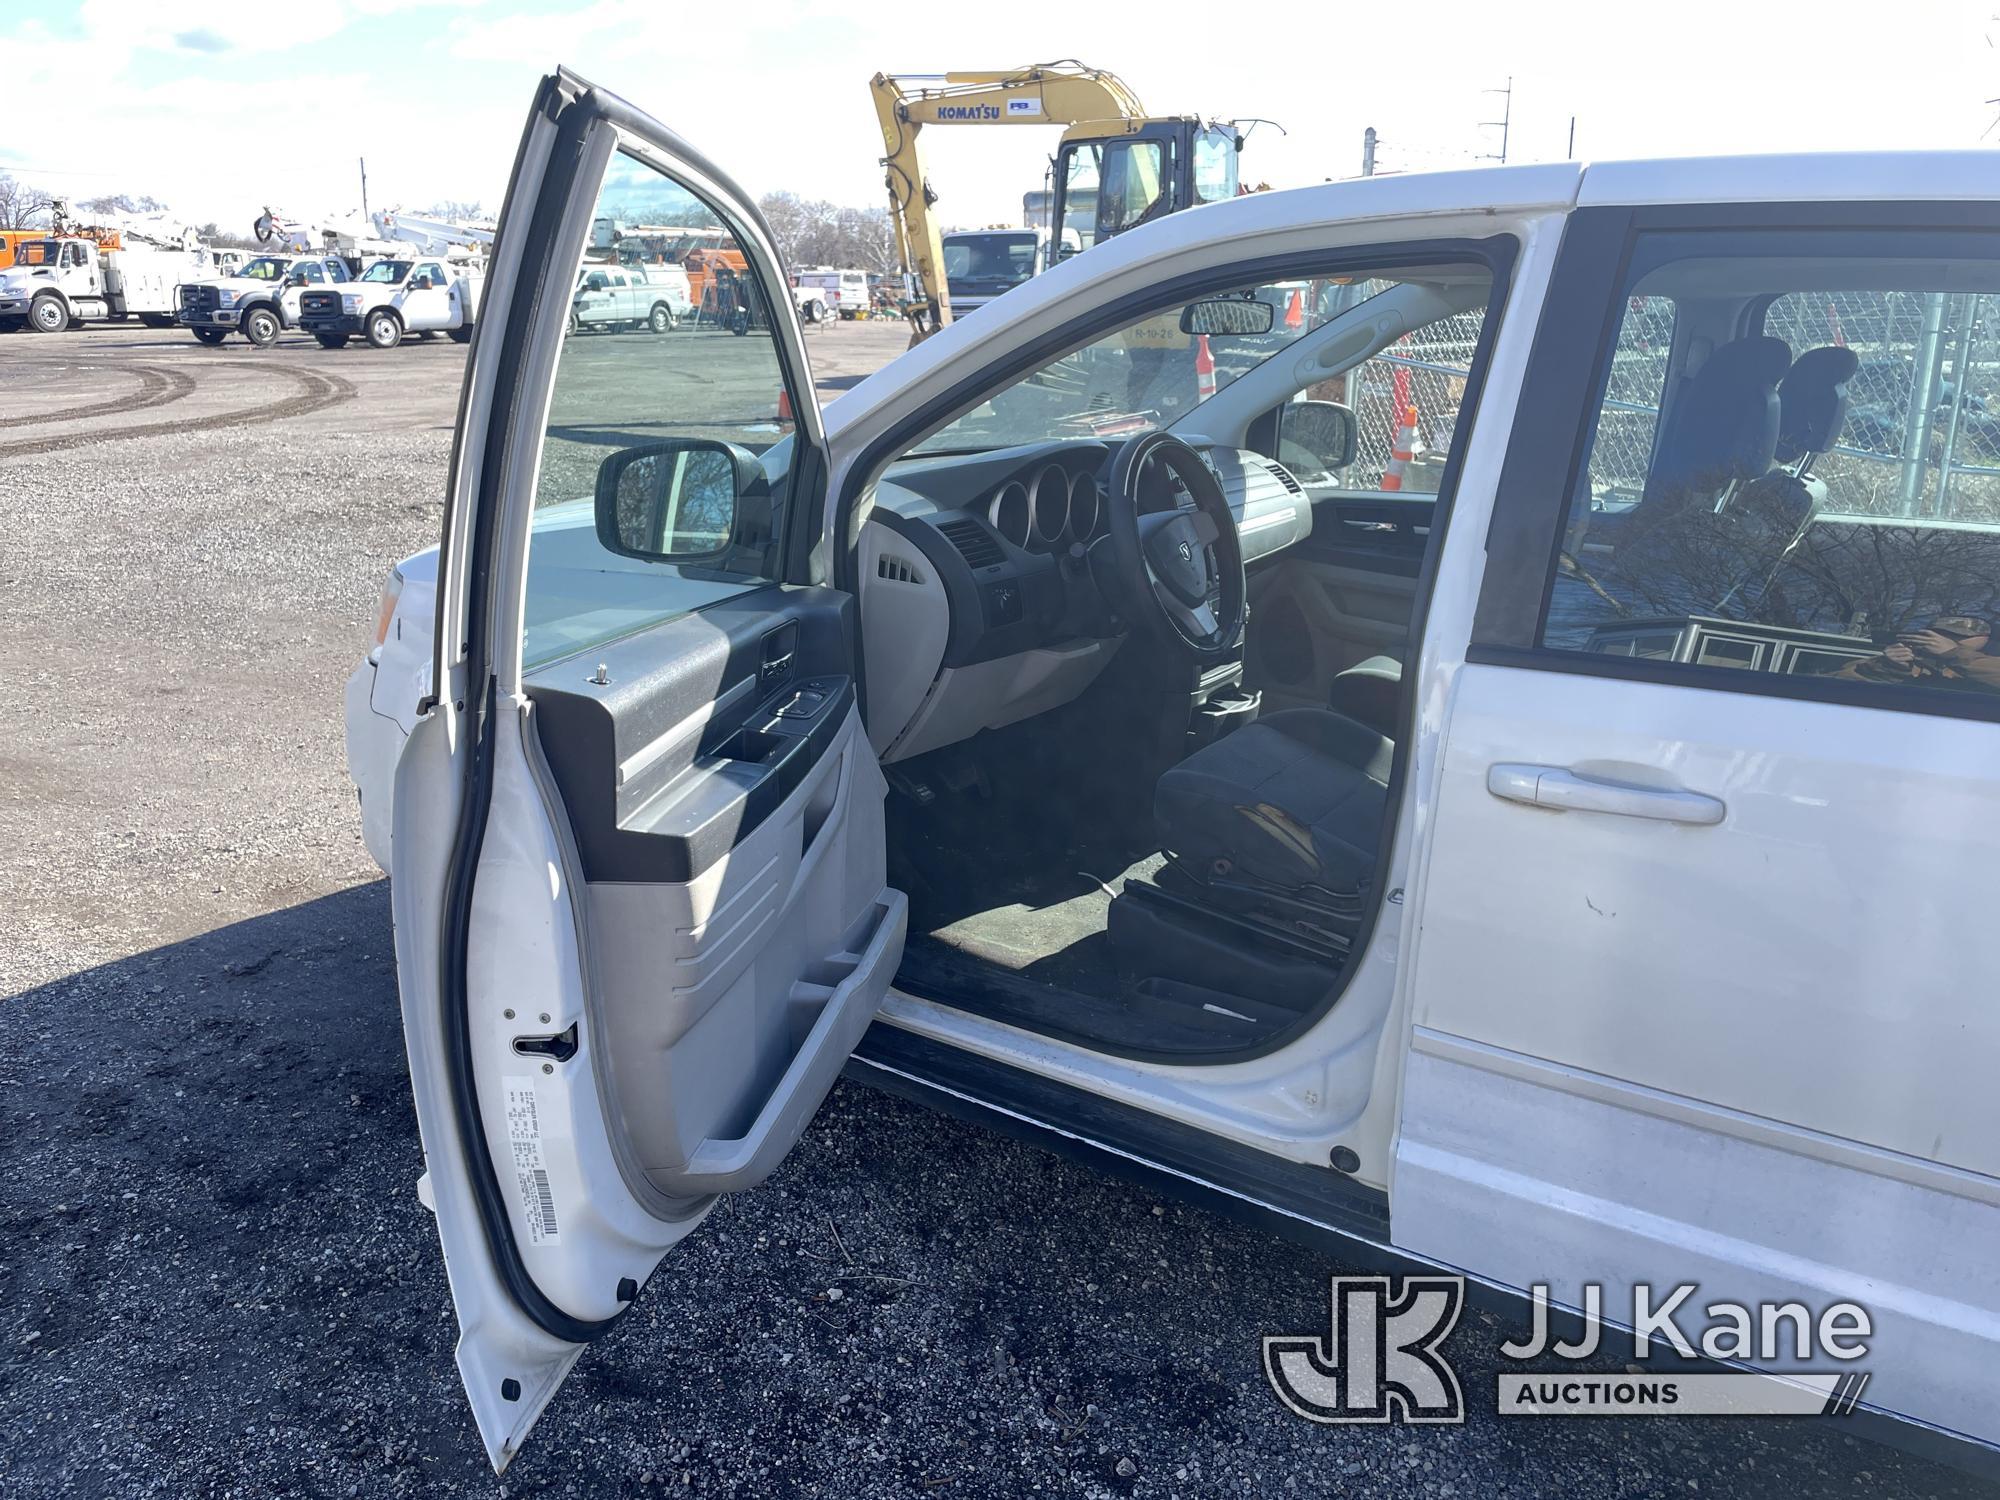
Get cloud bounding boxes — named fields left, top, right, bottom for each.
left=171, top=27, right=230, bottom=54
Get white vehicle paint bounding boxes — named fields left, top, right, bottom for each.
left=570, top=263, right=692, bottom=332
left=0, top=235, right=211, bottom=331
left=348, top=68, right=2000, bottom=1474
left=792, top=264, right=869, bottom=319
left=297, top=256, right=481, bottom=349
left=175, top=253, right=357, bottom=346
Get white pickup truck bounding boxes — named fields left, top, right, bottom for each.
left=346, top=67, right=2000, bottom=1482
left=295, top=256, right=480, bottom=349
left=175, top=252, right=358, bottom=347
left=569, top=262, right=692, bottom=333
left=0, top=235, right=210, bottom=332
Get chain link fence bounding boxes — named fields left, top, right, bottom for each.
left=1340, top=284, right=1490, bottom=492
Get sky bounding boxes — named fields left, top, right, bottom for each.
left=6, top=0, right=2000, bottom=237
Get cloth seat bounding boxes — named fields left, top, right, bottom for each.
left=1154, top=708, right=1391, bottom=898
left=1327, top=654, right=1403, bottom=737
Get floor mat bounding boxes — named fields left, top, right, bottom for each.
left=902, top=849, right=1167, bottom=1002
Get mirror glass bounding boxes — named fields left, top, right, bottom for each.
left=1278, top=400, right=1359, bottom=481
left=605, top=443, right=741, bottom=558
left=1180, top=297, right=1276, bottom=337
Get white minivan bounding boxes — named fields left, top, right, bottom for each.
left=348, top=70, right=2000, bottom=1476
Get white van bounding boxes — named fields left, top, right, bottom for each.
left=348, top=68, right=2000, bottom=1477
left=792, top=264, right=869, bottom=319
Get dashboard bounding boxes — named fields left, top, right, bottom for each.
left=869, top=438, right=1313, bottom=671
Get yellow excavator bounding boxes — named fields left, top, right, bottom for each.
left=870, top=61, right=1246, bottom=340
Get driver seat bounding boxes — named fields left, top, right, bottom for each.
left=1152, top=707, right=1390, bottom=921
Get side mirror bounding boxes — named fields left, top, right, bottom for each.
left=1180, top=297, right=1275, bottom=337
left=1277, top=399, right=1359, bottom=477
left=595, top=440, right=765, bottom=561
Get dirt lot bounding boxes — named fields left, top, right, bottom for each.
left=0, top=321, right=1992, bottom=1499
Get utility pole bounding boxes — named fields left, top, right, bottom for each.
left=1361, top=126, right=1377, bottom=178
left=1479, top=78, right=1513, bottom=164
left=1568, top=116, right=1577, bottom=158
left=359, top=157, right=369, bottom=222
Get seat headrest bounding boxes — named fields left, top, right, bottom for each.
left=1648, top=336, right=1791, bottom=499
left=1775, top=345, right=1860, bottom=464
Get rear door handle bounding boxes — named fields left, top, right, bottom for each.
left=1486, top=763, right=1725, bottom=825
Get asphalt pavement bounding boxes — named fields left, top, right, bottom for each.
left=0, top=321, right=1993, bottom=1499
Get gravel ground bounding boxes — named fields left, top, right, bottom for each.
left=1, top=325, right=1994, bottom=1499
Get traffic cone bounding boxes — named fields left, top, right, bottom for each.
left=1381, top=403, right=1418, bottom=492
left=1194, top=335, right=1216, bottom=401
left=1285, top=288, right=1304, bottom=330
left=777, top=387, right=795, bottom=423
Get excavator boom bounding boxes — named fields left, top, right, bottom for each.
left=871, top=61, right=1240, bottom=341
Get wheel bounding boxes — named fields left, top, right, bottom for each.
left=364, top=308, right=401, bottom=349
left=240, top=305, right=281, bottom=348
left=649, top=302, right=677, bottom=334
left=315, top=333, right=349, bottom=349
left=568, top=309, right=581, bottom=335
left=448, top=325, right=473, bottom=344
left=729, top=309, right=750, bottom=336
left=192, top=327, right=228, bottom=346
left=28, top=293, right=68, bottom=333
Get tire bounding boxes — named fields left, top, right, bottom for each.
left=364, top=308, right=401, bottom=350
left=448, top=325, right=473, bottom=344
left=649, top=302, right=676, bottom=334
left=28, top=293, right=67, bottom=334
left=316, top=333, right=349, bottom=349
left=730, top=309, right=750, bottom=336
left=192, top=327, right=228, bottom=346
left=240, top=305, right=281, bottom=348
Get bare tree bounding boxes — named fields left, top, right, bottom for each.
left=79, top=192, right=168, bottom=216
left=0, top=172, right=54, bottom=230
left=756, top=192, right=895, bottom=272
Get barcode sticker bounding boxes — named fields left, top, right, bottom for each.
left=503, top=1077, right=560, bottom=1244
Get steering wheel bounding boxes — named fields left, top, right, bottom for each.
left=1099, top=431, right=1247, bottom=664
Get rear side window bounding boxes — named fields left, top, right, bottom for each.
left=1532, top=233, right=2000, bottom=711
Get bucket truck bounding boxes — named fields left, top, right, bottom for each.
left=0, top=200, right=213, bottom=333
left=870, top=62, right=1246, bottom=339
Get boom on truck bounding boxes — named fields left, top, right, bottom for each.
left=870, top=61, right=1244, bottom=339
left=0, top=199, right=212, bottom=333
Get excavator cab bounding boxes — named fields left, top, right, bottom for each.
left=1052, top=121, right=1240, bottom=255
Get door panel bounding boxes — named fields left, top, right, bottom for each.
left=1399, top=207, right=2000, bottom=1447
left=1247, top=552, right=1417, bottom=711
left=390, top=70, right=901, bottom=1471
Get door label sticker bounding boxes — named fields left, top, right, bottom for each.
left=503, top=1077, right=560, bottom=1244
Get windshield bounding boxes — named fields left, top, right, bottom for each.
left=944, top=235, right=1037, bottom=287
left=237, top=257, right=289, bottom=280
left=360, top=260, right=411, bottom=284
left=10, top=240, right=58, bottom=267
left=912, top=278, right=1318, bottom=454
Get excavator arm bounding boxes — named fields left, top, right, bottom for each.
left=872, top=61, right=1187, bottom=342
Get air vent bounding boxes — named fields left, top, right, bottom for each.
left=937, top=517, right=1004, bottom=569
left=876, top=551, right=926, bottom=585
left=1263, top=459, right=1304, bottom=495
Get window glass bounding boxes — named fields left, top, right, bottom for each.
left=416, top=263, right=446, bottom=285
left=1542, top=247, right=2000, bottom=705
left=914, top=267, right=1491, bottom=467
left=1192, top=128, right=1238, bottom=205
left=294, top=262, right=325, bottom=284
left=1298, top=277, right=1492, bottom=496
left=524, top=149, right=797, bottom=670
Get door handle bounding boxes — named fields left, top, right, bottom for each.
left=1486, top=764, right=1725, bottom=825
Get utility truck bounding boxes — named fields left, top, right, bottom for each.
left=295, top=256, right=481, bottom=348
left=0, top=201, right=212, bottom=333
left=176, top=252, right=359, bottom=347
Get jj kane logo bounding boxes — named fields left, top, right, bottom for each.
left=1266, top=1278, right=1874, bottom=1424
left=1263, top=1276, right=1467, bottom=1424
